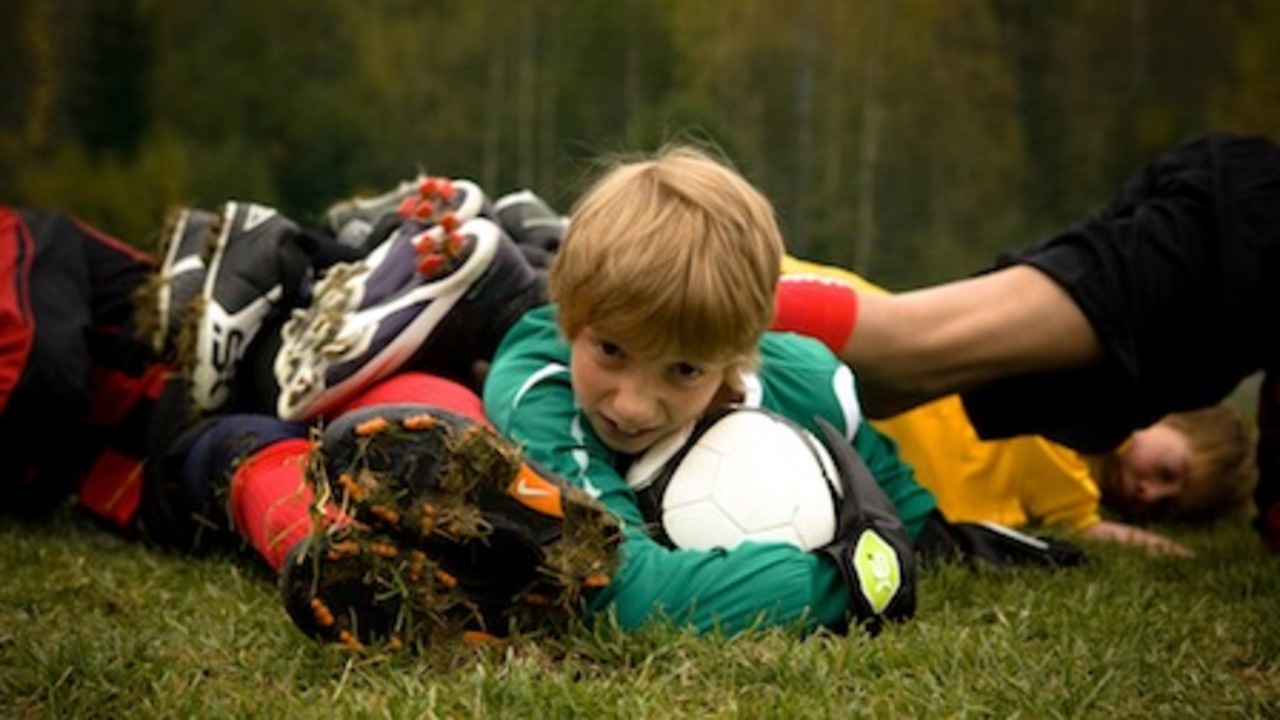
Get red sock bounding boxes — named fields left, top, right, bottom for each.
left=228, top=438, right=318, bottom=573
left=772, top=275, right=860, bottom=353
left=335, top=371, right=487, bottom=424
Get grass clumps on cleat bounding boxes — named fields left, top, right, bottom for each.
left=280, top=404, right=620, bottom=653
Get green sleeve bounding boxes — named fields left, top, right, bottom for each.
left=483, top=308, right=853, bottom=634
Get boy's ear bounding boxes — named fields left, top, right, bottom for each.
left=721, top=354, right=760, bottom=396
left=711, top=381, right=744, bottom=408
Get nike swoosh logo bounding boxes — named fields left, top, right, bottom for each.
left=515, top=478, right=554, bottom=498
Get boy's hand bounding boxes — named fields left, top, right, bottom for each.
left=1079, top=520, right=1193, bottom=557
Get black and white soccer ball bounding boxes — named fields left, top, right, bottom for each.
left=625, top=406, right=842, bottom=551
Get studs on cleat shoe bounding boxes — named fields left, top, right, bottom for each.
left=272, top=217, right=504, bottom=422
left=394, top=176, right=478, bottom=232
left=354, top=417, right=389, bottom=436
left=407, top=199, right=437, bottom=223
left=404, top=414, right=439, bottom=430
left=462, top=630, right=497, bottom=646
left=310, top=598, right=336, bottom=628
left=369, top=505, right=401, bottom=525
left=281, top=405, right=621, bottom=652
left=417, top=253, right=446, bottom=277
left=280, top=524, right=489, bottom=651
left=411, top=225, right=469, bottom=280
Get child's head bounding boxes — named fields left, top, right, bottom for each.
left=551, top=144, right=782, bottom=363
left=550, top=144, right=783, bottom=454
left=1099, top=404, right=1257, bottom=523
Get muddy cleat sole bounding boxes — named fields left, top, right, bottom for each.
left=280, top=523, right=483, bottom=650
left=280, top=404, right=620, bottom=650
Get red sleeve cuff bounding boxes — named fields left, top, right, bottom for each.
left=772, top=275, right=859, bottom=353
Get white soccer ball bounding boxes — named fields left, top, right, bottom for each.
left=626, top=407, right=842, bottom=551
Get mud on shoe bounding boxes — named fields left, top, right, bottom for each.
left=190, top=201, right=310, bottom=413
left=279, top=404, right=621, bottom=650
left=274, top=217, right=506, bottom=422
left=280, top=522, right=485, bottom=651
left=134, top=207, right=219, bottom=361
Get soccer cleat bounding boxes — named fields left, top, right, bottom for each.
left=137, top=207, right=219, bottom=360
left=278, top=404, right=621, bottom=650
left=190, top=201, right=310, bottom=413
left=274, top=216, right=543, bottom=421
left=326, top=175, right=490, bottom=253
left=493, top=189, right=568, bottom=254
left=325, top=175, right=423, bottom=248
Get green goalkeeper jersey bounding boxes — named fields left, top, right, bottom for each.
left=483, top=304, right=936, bottom=634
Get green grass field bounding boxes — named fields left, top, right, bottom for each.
left=2, top=507, right=1277, bottom=718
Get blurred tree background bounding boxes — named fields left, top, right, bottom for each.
left=2, top=0, right=1277, bottom=287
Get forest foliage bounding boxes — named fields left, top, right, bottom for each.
left=3, top=0, right=1278, bottom=286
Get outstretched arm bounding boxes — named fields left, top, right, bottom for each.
left=1079, top=520, right=1193, bottom=557
left=843, top=266, right=1103, bottom=417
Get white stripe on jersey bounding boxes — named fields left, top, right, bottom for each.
left=512, top=362, right=568, bottom=408
left=509, top=361, right=603, bottom=499
left=832, top=364, right=862, bottom=441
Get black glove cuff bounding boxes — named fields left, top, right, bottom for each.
left=812, top=418, right=917, bottom=634
left=915, top=510, right=1087, bottom=569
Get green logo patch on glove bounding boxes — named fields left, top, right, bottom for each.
left=852, top=530, right=901, bottom=613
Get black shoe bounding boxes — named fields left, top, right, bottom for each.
left=326, top=175, right=490, bottom=252
left=137, top=207, right=219, bottom=360
left=493, top=189, right=567, bottom=255
left=278, top=404, right=620, bottom=650
left=190, top=201, right=311, bottom=412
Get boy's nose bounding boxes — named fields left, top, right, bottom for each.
left=609, top=377, right=659, bottom=429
